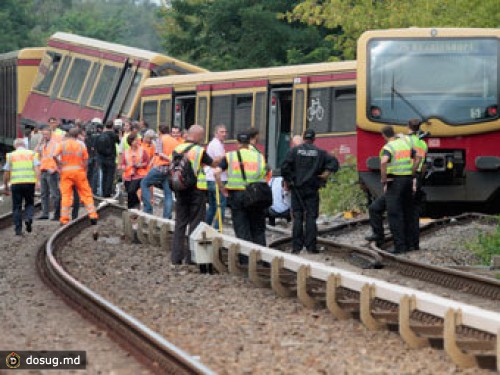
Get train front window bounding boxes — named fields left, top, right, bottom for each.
left=368, top=38, right=498, bottom=125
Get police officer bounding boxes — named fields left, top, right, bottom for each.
left=365, top=120, right=426, bottom=251
left=216, top=131, right=268, bottom=247
left=281, top=129, right=339, bottom=254
left=406, top=119, right=428, bottom=250
left=3, top=138, right=41, bottom=235
left=379, top=125, right=420, bottom=254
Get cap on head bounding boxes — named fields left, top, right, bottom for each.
left=303, top=128, right=316, bottom=141
left=237, top=132, right=250, bottom=144
left=91, top=117, right=102, bottom=124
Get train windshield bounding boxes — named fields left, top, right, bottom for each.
left=368, top=38, right=498, bottom=125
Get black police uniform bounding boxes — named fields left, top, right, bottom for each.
left=281, top=129, right=338, bottom=253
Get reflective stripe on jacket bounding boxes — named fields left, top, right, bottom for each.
left=59, top=139, right=87, bottom=172
left=226, top=148, right=266, bottom=190
left=123, top=147, right=148, bottom=180
left=383, top=138, right=413, bottom=176
left=174, top=142, right=205, bottom=190
left=8, top=149, right=37, bottom=184
left=40, top=139, right=59, bottom=171
left=407, top=134, right=428, bottom=172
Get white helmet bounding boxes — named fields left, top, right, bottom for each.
left=113, top=119, right=123, bottom=127
left=91, top=117, right=102, bottom=124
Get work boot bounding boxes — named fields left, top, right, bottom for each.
left=90, top=218, right=98, bottom=241
left=25, top=220, right=32, bottom=233
left=365, top=234, right=384, bottom=242
left=37, top=214, right=49, bottom=220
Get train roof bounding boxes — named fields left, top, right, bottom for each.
left=49, top=32, right=207, bottom=72
left=143, top=60, right=356, bottom=88
left=359, top=27, right=500, bottom=43
left=0, top=48, right=45, bottom=64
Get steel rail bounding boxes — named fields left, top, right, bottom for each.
left=41, top=202, right=216, bottom=375
left=269, top=213, right=500, bottom=300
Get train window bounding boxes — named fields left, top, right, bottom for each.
left=210, top=95, right=233, bottom=138
left=332, top=87, right=356, bottom=132
left=122, top=73, right=143, bottom=115
left=61, top=58, right=91, bottom=101
left=142, top=100, right=158, bottom=128
left=90, top=65, right=119, bottom=108
left=159, top=99, right=171, bottom=127
left=307, top=88, right=331, bottom=133
left=234, top=95, right=252, bottom=138
left=79, top=63, right=100, bottom=107
left=197, top=97, right=208, bottom=127
left=34, top=52, right=61, bottom=93
left=254, top=92, right=267, bottom=145
left=50, top=56, right=71, bottom=100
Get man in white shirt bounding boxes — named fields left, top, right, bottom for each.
left=267, top=175, right=291, bottom=226
left=205, top=124, right=227, bottom=230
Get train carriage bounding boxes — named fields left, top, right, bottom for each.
left=21, top=32, right=207, bottom=126
left=357, top=28, right=500, bottom=215
left=140, top=61, right=357, bottom=170
left=0, top=48, right=44, bottom=155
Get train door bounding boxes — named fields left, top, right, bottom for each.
left=174, top=95, right=196, bottom=130
left=268, top=88, right=292, bottom=171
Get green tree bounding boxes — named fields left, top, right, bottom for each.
left=288, top=0, right=500, bottom=61
left=158, top=0, right=326, bottom=70
left=0, top=0, right=37, bottom=53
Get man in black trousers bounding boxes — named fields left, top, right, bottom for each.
left=281, top=129, right=338, bottom=254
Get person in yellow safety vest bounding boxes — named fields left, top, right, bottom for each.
left=214, top=131, right=268, bottom=250
left=170, top=125, right=220, bottom=266
left=378, top=125, right=420, bottom=254
left=405, top=119, right=428, bottom=251
left=48, top=117, right=65, bottom=141
left=365, top=120, right=426, bottom=251
left=52, top=128, right=99, bottom=237
left=3, top=138, right=41, bottom=235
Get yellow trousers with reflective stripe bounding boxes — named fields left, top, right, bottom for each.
left=60, top=170, right=98, bottom=224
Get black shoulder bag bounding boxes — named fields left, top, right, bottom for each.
left=236, top=150, right=272, bottom=210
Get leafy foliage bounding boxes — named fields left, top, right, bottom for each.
left=1, top=0, right=162, bottom=53
left=158, top=0, right=327, bottom=70
left=0, top=0, right=37, bottom=53
left=319, top=157, right=367, bottom=215
left=288, top=0, right=500, bottom=61
left=466, top=219, right=500, bottom=266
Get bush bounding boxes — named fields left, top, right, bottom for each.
left=319, top=157, right=367, bottom=215
left=466, top=219, right=500, bottom=266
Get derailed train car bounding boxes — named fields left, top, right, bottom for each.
left=0, top=48, right=45, bottom=155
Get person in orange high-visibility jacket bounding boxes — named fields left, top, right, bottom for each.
left=120, top=134, right=149, bottom=209
left=52, top=128, right=98, bottom=227
left=36, top=125, right=62, bottom=220
left=140, top=125, right=181, bottom=219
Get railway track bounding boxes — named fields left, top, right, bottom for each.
left=36, top=201, right=215, bottom=375
left=119, top=207, right=500, bottom=372
left=302, top=213, right=500, bottom=300
left=0, top=192, right=214, bottom=374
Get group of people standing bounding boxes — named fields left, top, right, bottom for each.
left=5, top=116, right=341, bottom=267
left=365, top=119, right=428, bottom=254
left=4, top=117, right=99, bottom=236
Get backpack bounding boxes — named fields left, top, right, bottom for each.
left=167, top=144, right=198, bottom=192
left=95, top=133, right=113, bottom=156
